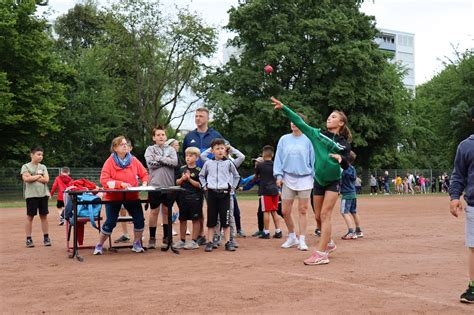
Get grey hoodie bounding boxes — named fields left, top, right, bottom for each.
left=199, top=158, right=240, bottom=190
left=144, top=144, right=178, bottom=187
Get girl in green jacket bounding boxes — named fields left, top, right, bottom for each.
left=271, top=97, right=352, bottom=266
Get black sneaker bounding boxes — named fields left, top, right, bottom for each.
left=273, top=231, right=282, bottom=239
left=460, top=284, right=474, bottom=303
left=26, top=239, right=34, bottom=248
left=43, top=238, right=51, bottom=246
left=315, top=228, right=321, bottom=237
left=259, top=232, right=270, bottom=239
left=225, top=241, right=236, bottom=251
left=204, top=242, right=214, bottom=252
left=197, top=235, right=207, bottom=246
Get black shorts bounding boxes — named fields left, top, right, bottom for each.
left=26, top=197, right=49, bottom=217
left=313, top=180, right=340, bottom=196
left=56, top=200, right=65, bottom=208
left=148, top=191, right=173, bottom=209
left=206, top=190, right=230, bottom=228
left=178, top=193, right=203, bottom=221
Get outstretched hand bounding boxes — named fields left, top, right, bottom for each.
left=271, top=97, right=283, bottom=110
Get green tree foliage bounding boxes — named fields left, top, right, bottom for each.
left=201, top=0, right=408, bottom=168
left=0, top=0, right=68, bottom=166
left=104, top=0, right=217, bottom=149
left=410, top=49, right=473, bottom=169
left=49, top=2, right=128, bottom=166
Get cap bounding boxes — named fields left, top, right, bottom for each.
left=165, top=138, right=177, bottom=146
left=252, top=157, right=264, bottom=163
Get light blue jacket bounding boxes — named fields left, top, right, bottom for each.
left=273, top=133, right=315, bottom=181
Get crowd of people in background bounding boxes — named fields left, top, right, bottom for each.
left=367, top=172, right=451, bottom=195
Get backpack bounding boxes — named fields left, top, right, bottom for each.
left=64, top=193, right=102, bottom=228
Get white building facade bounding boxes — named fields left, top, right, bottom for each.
left=375, top=28, right=415, bottom=93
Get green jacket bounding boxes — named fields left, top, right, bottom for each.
left=282, top=105, right=351, bottom=186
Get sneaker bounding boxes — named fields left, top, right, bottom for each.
left=341, top=232, right=357, bottom=240
left=314, top=228, right=321, bottom=237
left=259, top=232, right=270, bottom=239
left=204, top=242, right=214, bottom=252
left=161, top=241, right=172, bottom=249
left=356, top=231, right=364, bottom=238
left=131, top=241, right=145, bottom=253
left=225, top=241, right=236, bottom=251
left=26, top=239, right=34, bottom=248
left=236, top=230, right=246, bottom=238
left=174, top=240, right=186, bottom=249
left=114, top=235, right=131, bottom=243
left=43, top=237, right=52, bottom=246
left=147, top=237, right=156, bottom=249
left=326, top=241, right=337, bottom=253
left=298, top=240, right=309, bottom=251
left=230, top=239, right=239, bottom=248
left=184, top=240, right=199, bottom=250
left=273, top=231, right=283, bottom=239
left=281, top=237, right=299, bottom=248
left=303, top=250, right=329, bottom=265
left=196, top=235, right=207, bottom=246
left=59, top=217, right=65, bottom=226
left=93, top=244, right=103, bottom=255
left=252, top=230, right=263, bottom=237
left=460, top=284, right=474, bottom=303
left=186, top=229, right=191, bottom=236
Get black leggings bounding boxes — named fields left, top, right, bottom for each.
left=371, top=186, right=377, bottom=194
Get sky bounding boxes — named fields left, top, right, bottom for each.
left=39, top=0, right=473, bottom=128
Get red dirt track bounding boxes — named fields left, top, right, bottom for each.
left=0, top=195, right=472, bottom=313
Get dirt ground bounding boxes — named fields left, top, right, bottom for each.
left=0, top=194, right=472, bottom=313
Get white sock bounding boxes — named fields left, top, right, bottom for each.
left=275, top=228, right=281, bottom=233
left=264, top=229, right=270, bottom=234
left=299, top=235, right=305, bottom=243
left=289, top=232, right=296, bottom=240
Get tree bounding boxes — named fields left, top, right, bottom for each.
left=104, top=0, right=217, bottom=149
left=412, top=49, right=473, bottom=168
left=0, top=0, right=68, bottom=166
left=201, top=0, right=408, bottom=168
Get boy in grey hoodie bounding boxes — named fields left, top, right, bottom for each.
left=145, top=126, right=178, bottom=249
left=199, top=138, right=240, bottom=252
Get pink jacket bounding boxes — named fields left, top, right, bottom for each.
left=100, top=155, right=149, bottom=201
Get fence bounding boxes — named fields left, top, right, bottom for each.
left=0, top=167, right=452, bottom=201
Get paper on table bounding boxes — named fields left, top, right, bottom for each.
left=127, top=186, right=157, bottom=191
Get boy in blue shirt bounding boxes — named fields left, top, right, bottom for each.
left=340, top=151, right=363, bottom=240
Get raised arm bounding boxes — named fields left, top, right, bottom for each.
left=229, top=146, right=245, bottom=168
left=200, top=147, right=212, bottom=163
left=271, top=97, right=317, bottom=138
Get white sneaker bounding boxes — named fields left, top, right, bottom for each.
left=281, top=237, right=299, bottom=248
left=184, top=240, right=199, bottom=250
left=174, top=240, right=186, bottom=249
left=298, top=241, right=309, bottom=251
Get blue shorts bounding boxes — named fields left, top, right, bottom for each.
left=341, top=198, right=357, bottom=214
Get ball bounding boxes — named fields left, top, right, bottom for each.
left=264, top=64, right=273, bottom=74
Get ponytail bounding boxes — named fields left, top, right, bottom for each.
left=340, top=125, right=352, bottom=143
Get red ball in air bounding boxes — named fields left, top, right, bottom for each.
left=264, top=64, right=273, bottom=74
